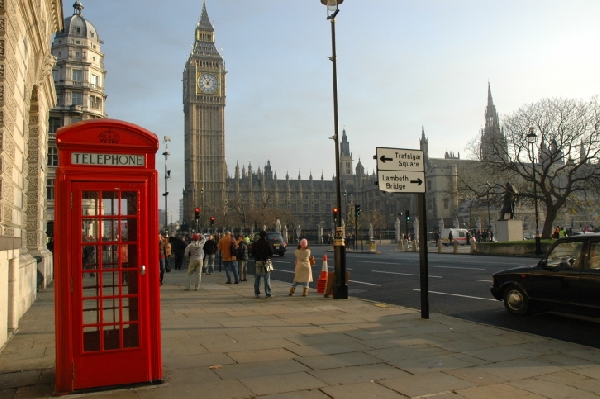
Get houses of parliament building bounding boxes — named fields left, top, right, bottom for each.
left=181, top=4, right=496, bottom=234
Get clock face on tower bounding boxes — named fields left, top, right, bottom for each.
left=198, top=73, right=219, bottom=94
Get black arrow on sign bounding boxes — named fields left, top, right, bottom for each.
left=379, top=155, right=393, bottom=163
left=410, top=178, right=423, bottom=185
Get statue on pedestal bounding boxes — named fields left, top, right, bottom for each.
left=499, top=182, right=518, bottom=220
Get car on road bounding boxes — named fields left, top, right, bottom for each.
left=490, top=233, right=600, bottom=316
left=248, top=231, right=287, bottom=256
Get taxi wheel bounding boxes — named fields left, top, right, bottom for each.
left=503, top=284, right=530, bottom=315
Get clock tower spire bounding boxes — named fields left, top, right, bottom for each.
left=183, top=2, right=227, bottom=227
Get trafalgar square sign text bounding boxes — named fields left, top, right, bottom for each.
left=375, top=147, right=426, bottom=193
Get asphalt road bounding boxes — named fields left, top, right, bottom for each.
left=269, top=244, right=600, bottom=349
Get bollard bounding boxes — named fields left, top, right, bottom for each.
left=438, top=239, right=442, bottom=253
left=453, top=239, right=458, bottom=253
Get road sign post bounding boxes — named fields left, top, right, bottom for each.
left=375, top=146, right=429, bottom=319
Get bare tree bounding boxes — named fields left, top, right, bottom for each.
left=478, top=97, right=600, bottom=237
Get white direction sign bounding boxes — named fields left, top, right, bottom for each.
left=378, top=170, right=426, bottom=193
left=376, top=147, right=424, bottom=172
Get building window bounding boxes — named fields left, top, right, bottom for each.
left=443, top=198, right=449, bottom=210
left=75, top=51, right=80, bottom=57
left=71, top=92, right=82, bottom=105
left=91, top=74, right=99, bottom=87
left=90, top=96, right=101, bottom=109
left=56, top=93, right=63, bottom=105
left=52, top=70, right=59, bottom=81
left=72, top=69, right=83, bottom=81
left=47, top=147, right=58, bottom=167
left=303, top=204, right=309, bottom=213
left=47, top=179, right=55, bottom=200
left=314, top=203, right=319, bottom=213
left=71, top=117, right=82, bottom=124
left=49, top=117, right=62, bottom=133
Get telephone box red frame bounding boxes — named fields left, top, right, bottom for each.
left=54, top=119, right=162, bottom=394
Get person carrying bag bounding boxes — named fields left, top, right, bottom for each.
left=251, top=231, right=274, bottom=298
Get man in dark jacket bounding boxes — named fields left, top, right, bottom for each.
left=252, top=231, right=274, bottom=298
left=203, top=235, right=218, bottom=275
left=172, top=236, right=187, bottom=270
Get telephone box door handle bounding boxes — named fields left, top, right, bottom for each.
left=141, top=265, right=146, bottom=275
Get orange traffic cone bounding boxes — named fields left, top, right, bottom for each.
left=316, top=255, right=329, bottom=294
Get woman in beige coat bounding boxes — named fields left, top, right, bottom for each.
left=289, top=239, right=313, bottom=296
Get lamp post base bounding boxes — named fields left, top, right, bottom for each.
left=333, top=236, right=348, bottom=299
left=535, top=236, right=542, bottom=255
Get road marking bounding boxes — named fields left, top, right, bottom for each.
left=358, top=261, right=401, bottom=265
left=478, top=280, right=492, bottom=283
left=372, top=270, right=442, bottom=278
left=432, top=265, right=485, bottom=271
left=414, top=289, right=496, bottom=301
left=372, top=270, right=414, bottom=276
left=349, top=280, right=380, bottom=286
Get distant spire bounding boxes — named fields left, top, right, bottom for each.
left=198, top=1, right=214, bottom=31
left=487, top=80, right=494, bottom=108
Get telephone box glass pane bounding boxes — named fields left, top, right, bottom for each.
left=82, top=219, right=99, bottom=242
left=83, top=327, right=100, bottom=352
left=82, top=244, right=97, bottom=273
left=102, top=242, right=118, bottom=269
left=103, top=325, right=121, bottom=350
left=82, top=191, right=99, bottom=215
left=120, top=244, right=133, bottom=268
left=102, top=219, right=116, bottom=242
left=123, top=272, right=138, bottom=294
left=122, top=270, right=138, bottom=295
left=101, top=192, right=117, bottom=215
left=121, top=191, right=137, bottom=215
left=102, top=298, right=120, bottom=323
left=102, top=272, right=119, bottom=296
left=122, top=297, right=139, bottom=322
left=82, top=299, right=99, bottom=325
left=82, top=273, right=99, bottom=297
left=123, top=324, right=139, bottom=348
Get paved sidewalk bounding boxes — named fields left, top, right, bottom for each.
left=2, top=270, right=600, bottom=398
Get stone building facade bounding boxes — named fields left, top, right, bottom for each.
left=0, top=0, right=63, bottom=348
left=46, top=0, right=107, bottom=237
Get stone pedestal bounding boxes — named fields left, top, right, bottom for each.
left=496, top=220, right=523, bottom=242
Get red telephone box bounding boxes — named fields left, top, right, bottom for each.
left=54, top=119, right=162, bottom=394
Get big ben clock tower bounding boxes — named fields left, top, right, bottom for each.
left=183, top=3, right=227, bottom=227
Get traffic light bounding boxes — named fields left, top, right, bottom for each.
left=210, top=217, right=215, bottom=226
left=355, top=204, right=362, bottom=218
left=194, top=207, right=200, bottom=220
left=332, top=207, right=339, bottom=220
left=405, top=210, right=410, bottom=222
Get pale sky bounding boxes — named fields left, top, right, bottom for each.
left=71, top=1, right=600, bottom=219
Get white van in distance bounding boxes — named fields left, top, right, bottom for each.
left=440, top=228, right=469, bottom=246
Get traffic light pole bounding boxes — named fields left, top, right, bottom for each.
left=418, top=194, right=429, bottom=319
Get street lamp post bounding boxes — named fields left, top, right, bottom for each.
left=162, top=136, right=171, bottom=235
left=200, top=188, right=205, bottom=232
left=485, top=182, right=491, bottom=230
left=321, top=0, right=347, bottom=299
left=527, top=128, right=542, bottom=255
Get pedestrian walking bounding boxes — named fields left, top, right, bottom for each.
left=252, top=230, right=274, bottom=298
left=218, top=231, right=239, bottom=284
left=236, top=235, right=249, bottom=281
left=203, top=235, right=218, bottom=275
left=159, top=234, right=167, bottom=285
left=184, top=234, right=205, bottom=291
left=289, top=239, right=313, bottom=297
left=172, top=236, right=186, bottom=270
